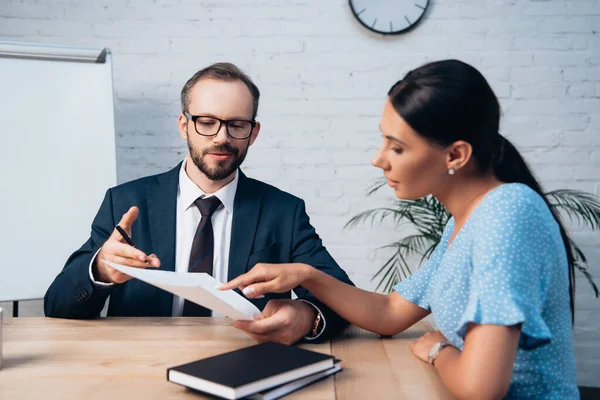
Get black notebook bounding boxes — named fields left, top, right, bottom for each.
left=248, top=360, right=342, bottom=400
left=167, top=342, right=336, bottom=399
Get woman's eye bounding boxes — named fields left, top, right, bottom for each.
left=392, top=148, right=403, bottom=154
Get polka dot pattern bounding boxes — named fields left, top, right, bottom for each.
left=395, top=183, right=578, bottom=399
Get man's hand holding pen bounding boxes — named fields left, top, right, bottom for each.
left=92, top=206, right=160, bottom=284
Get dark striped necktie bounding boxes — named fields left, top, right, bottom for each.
left=182, top=195, right=222, bottom=317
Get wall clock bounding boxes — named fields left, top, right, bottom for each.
left=349, top=0, right=430, bottom=35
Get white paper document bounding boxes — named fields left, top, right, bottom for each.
left=102, top=261, right=260, bottom=321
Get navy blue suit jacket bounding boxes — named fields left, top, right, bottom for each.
left=44, top=164, right=353, bottom=341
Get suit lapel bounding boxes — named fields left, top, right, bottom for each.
left=146, top=162, right=180, bottom=315
left=228, top=170, right=262, bottom=281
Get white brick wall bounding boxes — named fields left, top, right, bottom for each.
left=1, top=0, right=599, bottom=387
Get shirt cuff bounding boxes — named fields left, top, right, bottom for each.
left=89, top=248, right=114, bottom=288
left=297, top=299, right=326, bottom=341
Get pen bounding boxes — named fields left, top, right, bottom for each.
left=116, top=225, right=153, bottom=264
left=116, top=225, right=137, bottom=248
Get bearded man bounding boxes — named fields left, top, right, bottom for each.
left=44, top=63, right=353, bottom=345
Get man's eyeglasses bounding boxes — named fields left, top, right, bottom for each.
left=184, top=112, right=256, bottom=140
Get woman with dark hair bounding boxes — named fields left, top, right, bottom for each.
left=219, top=60, right=579, bottom=399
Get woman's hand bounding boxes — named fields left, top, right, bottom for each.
left=409, top=330, right=448, bottom=363
left=217, top=263, right=313, bottom=298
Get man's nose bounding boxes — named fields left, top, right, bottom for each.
left=212, top=123, right=230, bottom=142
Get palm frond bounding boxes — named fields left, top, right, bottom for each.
left=392, top=197, right=449, bottom=238
left=365, top=179, right=388, bottom=196
left=372, top=251, right=404, bottom=292
left=421, top=242, right=438, bottom=264
left=377, top=235, right=428, bottom=263
left=570, top=239, right=587, bottom=264
left=344, top=206, right=411, bottom=230
left=372, top=257, right=397, bottom=292
left=546, top=189, right=600, bottom=230
left=371, top=233, right=443, bottom=291
left=575, top=262, right=599, bottom=297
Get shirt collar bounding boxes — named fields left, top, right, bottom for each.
left=178, top=158, right=238, bottom=214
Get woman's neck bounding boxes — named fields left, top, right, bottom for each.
left=434, top=171, right=504, bottom=226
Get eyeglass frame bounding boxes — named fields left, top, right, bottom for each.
left=184, top=112, right=257, bottom=140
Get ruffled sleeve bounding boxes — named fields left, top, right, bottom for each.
left=456, top=197, right=554, bottom=350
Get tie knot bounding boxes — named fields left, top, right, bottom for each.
left=194, top=196, right=222, bottom=217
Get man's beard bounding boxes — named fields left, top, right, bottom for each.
left=188, top=140, right=249, bottom=181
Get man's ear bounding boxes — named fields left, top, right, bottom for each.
left=178, top=113, right=189, bottom=141
left=446, top=140, right=473, bottom=172
left=248, top=121, right=261, bottom=146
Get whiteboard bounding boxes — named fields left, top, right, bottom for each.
left=0, top=41, right=117, bottom=301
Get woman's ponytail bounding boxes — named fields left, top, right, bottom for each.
left=493, top=135, right=575, bottom=323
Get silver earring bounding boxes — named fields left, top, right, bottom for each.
left=448, top=168, right=456, bottom=175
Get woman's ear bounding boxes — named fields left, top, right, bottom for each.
left=446, top=140, right=473, bottom=172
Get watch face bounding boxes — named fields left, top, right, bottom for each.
left=349, top=0, right=430, bottom=35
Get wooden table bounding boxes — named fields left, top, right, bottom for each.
left=0, top=318, right=454, bottom=399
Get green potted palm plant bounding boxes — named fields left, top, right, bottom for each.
left=346, top=180, right=600, bottom=297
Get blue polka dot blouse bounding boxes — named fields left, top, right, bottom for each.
left=394, top=183, right=578, bottom=399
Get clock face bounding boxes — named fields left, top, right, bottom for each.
left=349, top=0, right=430, bottom=35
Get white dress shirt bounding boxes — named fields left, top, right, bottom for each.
left=171, top=158, right=238, bottom=316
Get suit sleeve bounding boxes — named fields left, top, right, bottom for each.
left=290, top=199, right=354, bottom=342
left=43, top=189, right=116, bottom=318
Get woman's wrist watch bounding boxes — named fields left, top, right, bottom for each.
left=428, top=339, right=451, bottom=366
